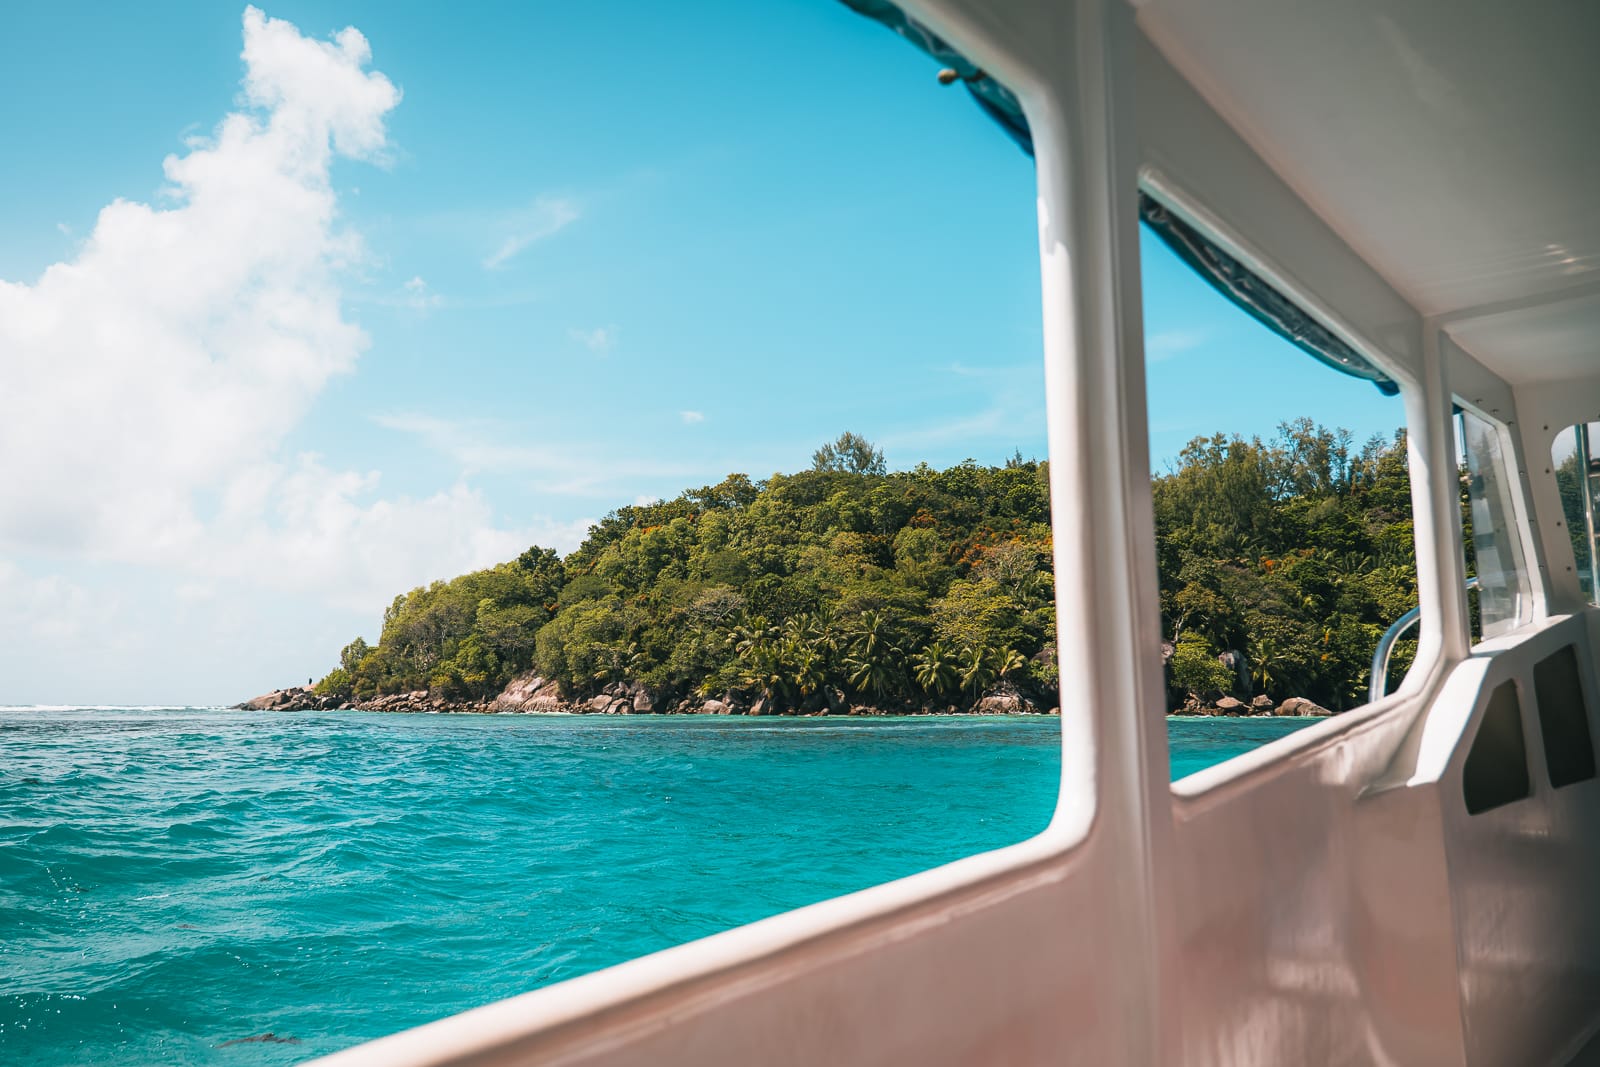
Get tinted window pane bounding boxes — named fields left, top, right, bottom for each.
left=1534, top=645, right=1597, bottom=788
left=1457, top=410, right=1530, bottom=639
left=1463, top=681, right=1531, bottom=815
left=1551, top=424, right=1600, bottom=602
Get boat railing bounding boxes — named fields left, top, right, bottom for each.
left=1368, top=577, right=1481, bottom=704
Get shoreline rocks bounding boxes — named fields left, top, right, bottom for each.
left=238, top=671, right=1331, bottom=719
left=1170, top=692, right=1333, bottom=718
left=236, top=671, right=1067, bottom=718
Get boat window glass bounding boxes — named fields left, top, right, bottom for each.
left=1533, top=645, right=1597, bottom=788
left=1140, top=210, right=1415, bottom=777
left=1456, top=409, right=1533, bottom=641
left=1463, top=681, right=1532, bottom=814
left=1551, top=423, right=1600, bottom=603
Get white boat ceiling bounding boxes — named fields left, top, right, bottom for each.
left=1135, top=0, right=1600, bottom=385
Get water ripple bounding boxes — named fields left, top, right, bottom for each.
left=0, top=707, right=1310, bottom=1066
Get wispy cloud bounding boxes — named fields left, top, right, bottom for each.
left=568, top=325, right=616, bottom=354
left=947, top=360, right=1023, bottom=378
left=372, top=411, right=699, bottom=497
left=1146, top=327, right=1209, bottom=361
left=371, top=413, right=571, bottom=475
left=680, top=410, right=705, bottom=424
left=881, top=407, right=1019, bottom=449
left=400, top=275, right=442, bottom=310
left=880, top=361, right=1045, bottom=452
left=483, top=195, right=580, bottom=270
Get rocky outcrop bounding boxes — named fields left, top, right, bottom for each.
left=238, top=686, right=352, bottom=712
left=492, top=675, right=565, bottom=713
left=1277, top=696, right=1332, bottom=717
left=239, top=688, right=304, bottom=711
left=972, top=682, right=1046, bottom=715
left=234, top=686, right=493, bottom=714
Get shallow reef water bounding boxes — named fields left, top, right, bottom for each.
left=0, top=708, right=1312, bottom=1065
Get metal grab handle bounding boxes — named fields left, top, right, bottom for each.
left=1368, top=577, right=1479, bottom=704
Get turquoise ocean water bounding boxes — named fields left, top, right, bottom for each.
left=0, top=709, right=1313, bottom=1066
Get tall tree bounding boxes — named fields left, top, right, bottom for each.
left=813, top=432, right=887, bottom=476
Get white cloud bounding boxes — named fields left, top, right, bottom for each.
left=0, top=9, right=552, bottom=638
left=0, top=7, right=398, bottom=564
left=483, top=195, right=580, bottom=269
left=567, top=324, right=616, bottom=354
left=204, top=452, right=587, bottom=610
left=238, top=6, right=399, bottom=158
left=680, top=410, right=705, bottom=424
left=0, top=561, right=96, bottom=645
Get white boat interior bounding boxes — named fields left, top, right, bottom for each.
left=309, top=1, right=1600, bottom=1063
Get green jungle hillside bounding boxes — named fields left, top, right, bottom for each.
left=314, top=424, right=1419, bottom=714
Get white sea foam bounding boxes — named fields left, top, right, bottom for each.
left=0, top=705, right=228, bottom=712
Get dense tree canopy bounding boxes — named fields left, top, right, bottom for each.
left=320, top=445, right=1055, bottom=710
left=317, top=423, right=1422, bottom=714
left=1153, top=419, right=1417, bottom=710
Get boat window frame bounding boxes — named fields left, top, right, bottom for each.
left=1139, top=175, right=1452, bottom=800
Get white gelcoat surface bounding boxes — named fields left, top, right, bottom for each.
left=1136, top=0, right=1600, bottom=387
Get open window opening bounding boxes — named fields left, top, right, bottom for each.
left=1139, top=196, right=1419, bottom=779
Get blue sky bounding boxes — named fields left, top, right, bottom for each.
left=0, top=2, right=1404, bottom=703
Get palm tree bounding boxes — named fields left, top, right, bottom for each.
left=785, top=639, right=826, bottom=697
left=739, top=642, right=790, bottom=704
left=1248, top=637, right=1289, bottom=695
left=591, top=641, right=648, bottom=685
left=988, top=646, right=1028, bottom=680
left=805, top=606, right=843, bottom=660
left=850, top=610, right=891, bottom=659
left=958, top=645, right=997, bottom=699
left=847, top=651, right=902, bottom=702
left=732, top=617, right=776, bottom=658
left=912, top=643, right=959, bottom=698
